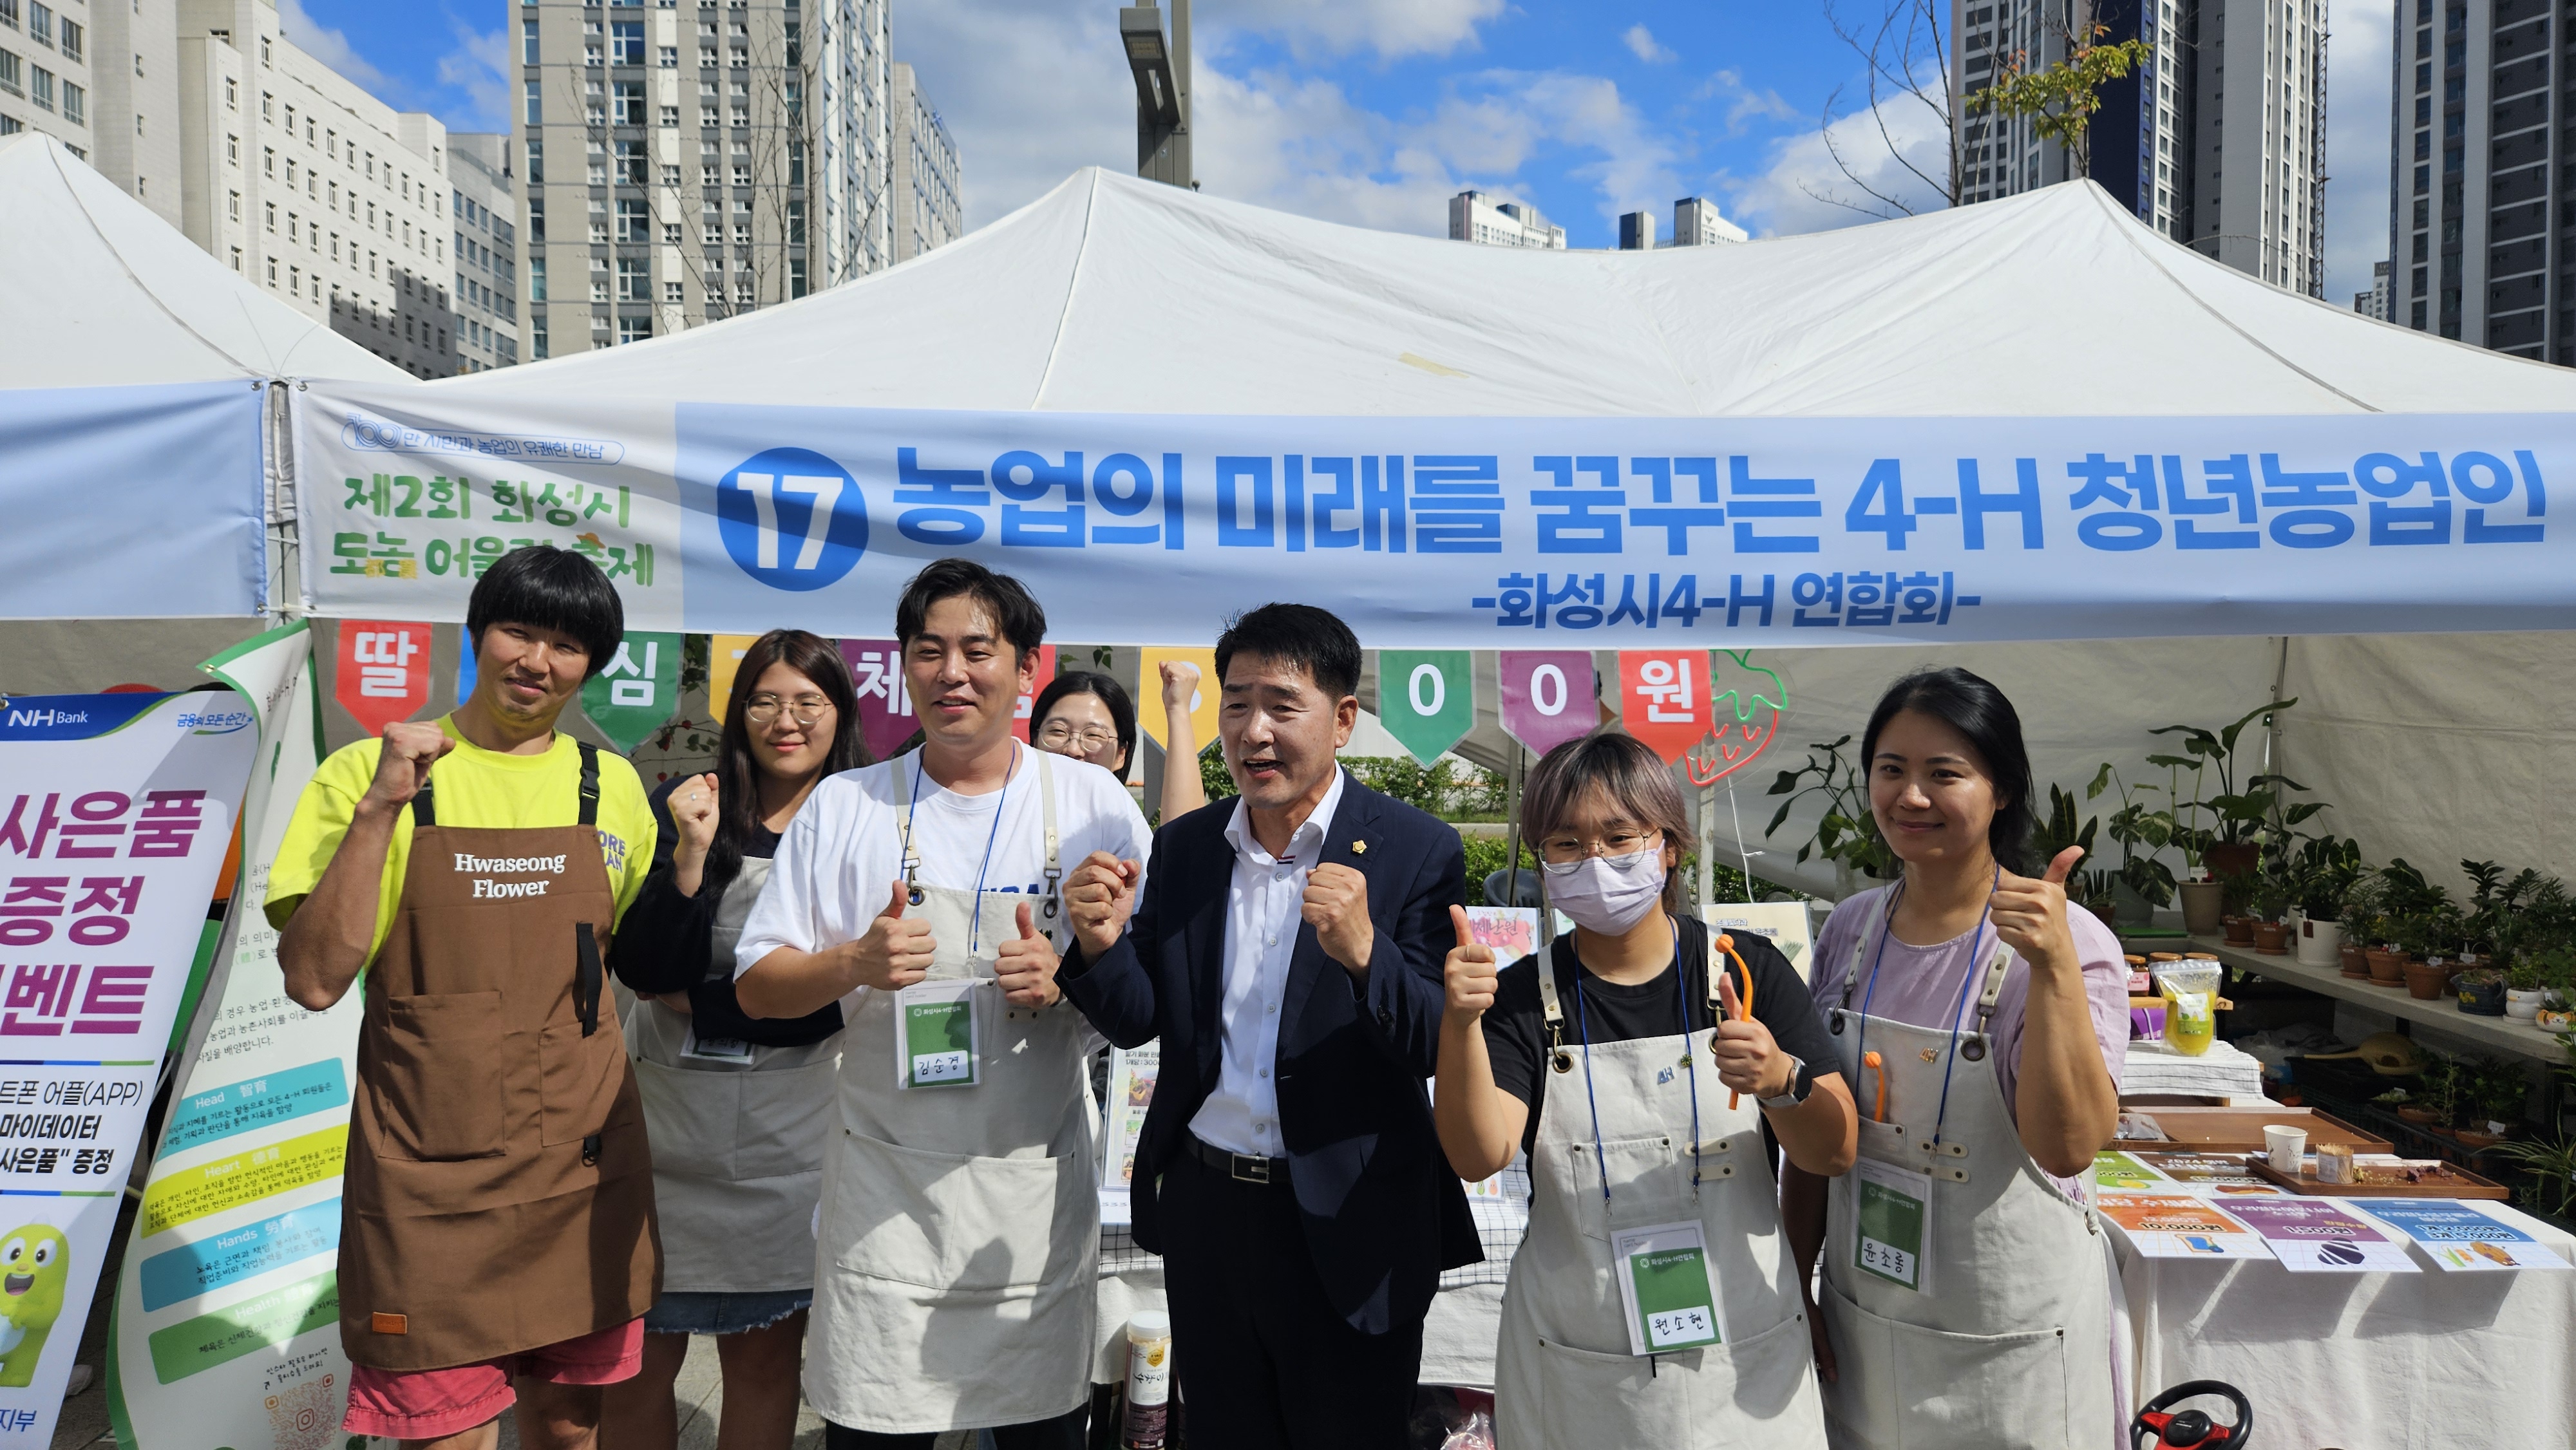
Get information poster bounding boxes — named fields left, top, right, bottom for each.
left=2096, top=1193, right=2268, bottom=1259
left=2354, top=1200, right=2573, bottom=1272
left=2093, top=1151, right=2168, bottom=1191
left=1701, top=903, right=1814, bottom=979
left=2224, top=1198, right=2420, bottom=1274
left=105, top=626, right=357, bottom=1450
left=1099, top=1044, right=1159, bottom=1229
left=0, top=688, right=256, bottom=1449
left=2136, top=1152, right=2282, bottom=1192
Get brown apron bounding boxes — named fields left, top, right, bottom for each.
left=339, top=740, right=661, bottom=1370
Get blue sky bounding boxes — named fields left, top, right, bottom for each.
left=282, top=0, right=2389, bottom=303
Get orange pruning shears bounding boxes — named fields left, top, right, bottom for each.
left=1713, top=932, right=1755, bottom=1107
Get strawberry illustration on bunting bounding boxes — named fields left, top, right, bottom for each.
left=1687, top=650, right=1787, bottom=787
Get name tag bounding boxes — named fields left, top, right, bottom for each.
left=1854, top=1157, right=1934, bottom=1293
left=896, top=981, right=980, bottom=1090
left=1612, top=1220, right=1724, bottom=1356
left=680, top=1028, right=755, bottom=1065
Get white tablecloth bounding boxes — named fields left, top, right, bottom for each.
left=2115, top=1199, right=2576, bottom=1447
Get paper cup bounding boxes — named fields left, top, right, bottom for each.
left=2264, top=1124, right=2309, bottom=1172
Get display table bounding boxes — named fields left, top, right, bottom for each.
left=2113, top=1196, right=2576, bottom=1447
left=2122, top=934, right=2571, bottom=1064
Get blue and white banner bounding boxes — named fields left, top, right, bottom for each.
left=0, top=382, right=267, bottom=620
left=294, top=386, right=2570, bottom=645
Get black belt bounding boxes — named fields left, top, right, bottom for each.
left=1186, top=1133, right=1290, bottom=1187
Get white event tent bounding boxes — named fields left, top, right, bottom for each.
left=0, top=132, right=402, bottom=688
left=373, top=167, right=2572, bottom=893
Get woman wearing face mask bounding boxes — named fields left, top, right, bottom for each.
left=1434, top=731, right=1854, bottom=1449
left=1781, top=667, right=2126, bottom=1450
left=601, top=630, right=867, bottom=1450
left=1030, top=659, right=1208, bottom=823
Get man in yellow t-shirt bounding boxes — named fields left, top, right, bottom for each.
left=271, top=545, right=659, bottom=1450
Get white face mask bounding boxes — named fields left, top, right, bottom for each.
left=1542, top=847, right=1667, bottom=936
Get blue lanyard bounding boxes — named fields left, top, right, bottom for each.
left=912, top=742, right=1019, bottom=954
left=1567, top=919, right=1698, bottom=1205
left=1852, top=871, right=1999, bottom=1149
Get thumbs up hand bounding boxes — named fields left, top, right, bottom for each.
left=846, top=880, right=936, bottom=993
left=1710, top=963, right=1791, bottom=1100
left=995, top=900, right=1063, bottom=1008
left=1441, top=904, right=1500, bottom=1021
left=1992, top=845, right=2085, bottom=978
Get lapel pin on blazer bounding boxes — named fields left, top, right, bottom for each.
left=1350, top=840, right=1367, bottom=854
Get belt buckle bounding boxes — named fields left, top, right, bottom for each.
left=1230, top=1152, right=1271, bottom=1185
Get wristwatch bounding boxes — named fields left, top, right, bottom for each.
left=1758, top=1053, right=1811, bottom=1111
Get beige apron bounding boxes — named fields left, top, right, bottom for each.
left=1818, top=898, right=2117, bottom=1449
left=804, top=749, right=1097, bottom=1434
left=628, top=855, right=841, bottom=1296
left=1495, top=936, right=1828, bottom=1449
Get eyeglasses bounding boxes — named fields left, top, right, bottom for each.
left=1037, top=722, right=1118, bottom=751
left=1537, top=829, right=1662, bottom=867
left=744, top=694, right=833, bottom=726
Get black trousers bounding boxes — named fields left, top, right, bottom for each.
left=822, top=1405, right=1087, bottom=1450
left=1159, top=1144, right=1423, bottom=1450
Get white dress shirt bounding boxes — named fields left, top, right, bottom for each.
left=1188, top=767, right=1348, bottom=1158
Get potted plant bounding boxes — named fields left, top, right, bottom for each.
left=1765, top=735, right=1899, bottom=890
left=2507, top=956, right=2550, bottom=1021
left=2290, top=835, right=2362, bottom=968
left=2221, top=867, right=2259, bottom=945
left=2457, top=965, right=2509, bottom=1017
left=2403, top=1053, right=2458, bottom=1127
left=2248, top=860, right=2294, bottom=956
left=2461, top=1059, right=2529, bottom=1144
left=2338, top=870, right=2385, bottom=977
left=2035, top=783, right=2105, bottom=919
left=2149, top=697, right=2317, bottom=883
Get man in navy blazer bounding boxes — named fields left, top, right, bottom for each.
left=1060, top=603, right=1477, bottom=1449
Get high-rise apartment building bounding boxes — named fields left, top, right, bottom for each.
left=2356, top=258, right=2392, bottom=319
left=171, top=1, right=458, bottom=377
left=1448, top=189, right=1566, bottom=249
left=1618, top=209, right=1656, bottom=250
left=889, top=60, right=957, bottom=264
left=2384, top=0, right=2564, bottom=359
left=0, top=0, right=98, bottom=160
left=451, top=133, right=521, bottom=372
left=1955, top=0, right=2327, bottom=296
left=1671, top=196, right=1747, bottom=245
left=93, top=0, right=184, bottom=228
left=514, top=0, right=894, bottom=359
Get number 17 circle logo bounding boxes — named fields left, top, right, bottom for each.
left=717, top=447, right=868, bottom=591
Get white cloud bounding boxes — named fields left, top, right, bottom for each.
left=276, top=0, right=392, bottom=95
left=891, top=0, right=1137, bottom=229
left=1624, top=24, right=1678, bottom=64
left=2320, top=0, right=2392, bottom=307
left=1723, top=85, right=1952, bottom=236
left=1220, top=0, right=1506, bottom=61
left=1696, top=68, right=1801, bottom=135
left=435, top=17, right=511, bottom=132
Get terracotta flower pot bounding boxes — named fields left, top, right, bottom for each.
left=2403, top=959, right=2448, bottom=999
left=2397, top=1106, right=2441, bottom=1124
left=2223, top=916, right=2257, bottom=945
left=2252, top=921, right=2290, bottom=955
left=2365, top=948, right=2409, bottom=986
left=2338, top=942, right=2369, bottom=978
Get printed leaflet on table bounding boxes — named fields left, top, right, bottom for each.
left=2353, top=1200, right=2573, bottom=1271
left=2095, top=1193, right=2268, bottom=1259
left=2222, top=1197, right=2420, bottom=1274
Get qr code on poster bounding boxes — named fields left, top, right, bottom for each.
left=264, top=1374, right=337, bottom=1450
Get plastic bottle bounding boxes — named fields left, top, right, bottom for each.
left=1120, top=1310, right=1173, bottom=1449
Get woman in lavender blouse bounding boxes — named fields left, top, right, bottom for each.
left=1782, top=668, right=2130, bottom=1450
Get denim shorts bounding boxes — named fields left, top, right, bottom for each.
left=642, top=1289, right=812, bottom=1336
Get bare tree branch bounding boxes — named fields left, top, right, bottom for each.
left=1816, top=0, right=1960, bottom=216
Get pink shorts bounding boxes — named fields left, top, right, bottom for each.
left=342, top=1318, right=644, bottom=1439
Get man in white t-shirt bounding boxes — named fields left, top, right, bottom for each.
left=734, top=559, right=1151, bottom=1450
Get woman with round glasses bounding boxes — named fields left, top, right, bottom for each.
left=602, top=630, right=868, bottom=1450
left=1433, top=731, right=1853, bottom=1449
left=1029, top=659, right=1208, bottom=822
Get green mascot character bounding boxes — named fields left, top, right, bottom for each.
left=0, top=1226, right=69, bottom=1386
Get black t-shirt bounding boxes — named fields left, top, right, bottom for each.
left=1479, top=914, right=1841, bottom=1158
left=608, top=774, right=841, bottom=1047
